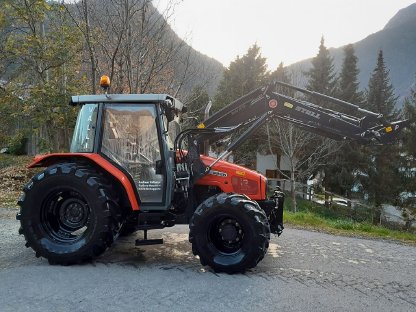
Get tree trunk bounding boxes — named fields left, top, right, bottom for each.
left=82, top=0, right=96, bottom=94
left=291, top=169, right=297, bottom=212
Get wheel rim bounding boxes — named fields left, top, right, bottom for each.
left=209, top=215, right=245, bottom=254
left=40, top=189, right=92, bottom=244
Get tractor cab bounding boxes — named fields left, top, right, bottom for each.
left=70, top=93, right=185, bottom=211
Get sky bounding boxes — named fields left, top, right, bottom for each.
left=153, top=0, right=416, bottom=70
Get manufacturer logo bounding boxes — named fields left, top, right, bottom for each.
left=209, top=170, right=228, bottom=177
left=295, top=106, right=321, bottom=119
left=268, top=99, right=278, bottom=108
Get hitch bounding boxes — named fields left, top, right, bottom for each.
left=258, top=186, right=285, bottom=236
left=271, top=186, right=285, bottom=236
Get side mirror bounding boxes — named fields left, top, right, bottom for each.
left=155, top=160, right=163, bottom=174
left=166, top=109, right=175, bottom=122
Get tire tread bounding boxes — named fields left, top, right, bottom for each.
left=189, top=193, right=270, bottom=273
left=17, top=163, right=122, bottom=265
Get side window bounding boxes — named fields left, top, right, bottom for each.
left=102, top=104, right=164, bottom=203
left=70, top=104, right=98, bottom=153
left=161, top=112, right=171, bottom=148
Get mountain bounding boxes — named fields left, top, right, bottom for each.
left=288, top=3, right=416, bottom=105
left=0, top=0, right=224, bottom=99
left=164, top=26, right=224, bottom=97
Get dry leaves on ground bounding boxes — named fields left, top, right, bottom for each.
left=0, top=165, right=38, bottom=208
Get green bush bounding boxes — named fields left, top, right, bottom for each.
left=0, top=132, right=9, bottom=148
left=8, top=131, right=27, bottom=155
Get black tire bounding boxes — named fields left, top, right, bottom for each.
left=189, top=193, right=270, bottom=273
left=16, top=163, right=122, bottom=265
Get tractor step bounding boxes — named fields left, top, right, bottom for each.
left=135, top=238, right=164, bottom=246
left=135, top=230, right=163, bottom=246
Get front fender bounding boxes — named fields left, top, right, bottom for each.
left=29, top=153, right=140, bottom=210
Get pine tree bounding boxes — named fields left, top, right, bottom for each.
left=361, top=50, right=401, bottom=222
left=325, top=44, right=365, bottom=197
left=366, top=50, right=398, bottom=119
left=337, top=44, right=364, bottom=104
left=270, top=62, right=295, bottom=96
left=305, top=37, right=340, bottom=204
left=306, top=37, right=337, bottom=98
left=212, top=44, right=269, bottom=166
left=213, top=44, right=269, bottom=111
left=270, top=62, right=291, bottom=83
left=402, top=87, right=416, bottom=155
left=399, top=82, right=416, bottom=228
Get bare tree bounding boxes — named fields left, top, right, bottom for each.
left=64, top=0, right=99, bottom=94
left=266, top=119, right=341, bottom=212
left=65, top=0, right=212, bottom=98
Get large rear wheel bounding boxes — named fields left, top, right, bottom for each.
left=189, top=193, right=270, bottom=273
left=17, top=163, right=122, bottom=265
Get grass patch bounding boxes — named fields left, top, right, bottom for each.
left=331, top=219, right=354, bottom=230
left=284, top=210, right=416, bottom=245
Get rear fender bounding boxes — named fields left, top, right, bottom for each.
left=28, top=153, right=140, bottom=210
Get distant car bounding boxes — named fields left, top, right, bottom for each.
left=333, top=198, right=349, bottom=207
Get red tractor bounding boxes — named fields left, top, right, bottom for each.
left=16, top=77, right=407, bottom=273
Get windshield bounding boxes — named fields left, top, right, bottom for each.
left=70, top=104, right=98, bottom=153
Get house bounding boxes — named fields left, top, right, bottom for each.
left=255, top=152, right=293, bottom=191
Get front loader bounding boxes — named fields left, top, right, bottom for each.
left=16, top=77, right=408, bottom=273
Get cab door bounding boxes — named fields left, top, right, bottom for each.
left=101, top=103, right=167, bottom=208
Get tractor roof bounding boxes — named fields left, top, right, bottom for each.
left=70, top=94, right=185, bottom=113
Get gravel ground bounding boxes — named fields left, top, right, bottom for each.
left=1, top=207, right=415, bottom=312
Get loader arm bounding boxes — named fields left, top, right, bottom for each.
left=174, top=81, right=409, bottom=183
left=197, top=81, right=409, bottom=146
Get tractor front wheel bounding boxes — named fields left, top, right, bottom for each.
left=189, top=193, right=270, bottom=273
left=17, top=163, right=122, bottom=265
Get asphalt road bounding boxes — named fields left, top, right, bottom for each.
left=0, top=207, right=415, bottom=312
